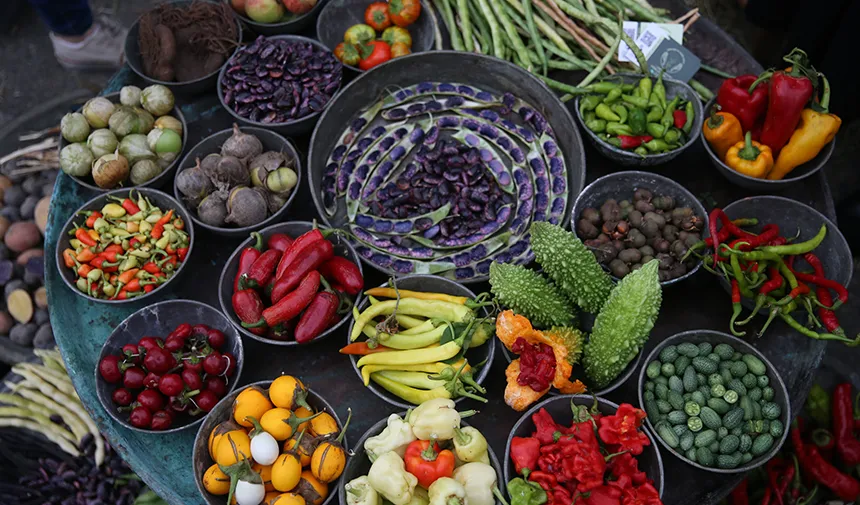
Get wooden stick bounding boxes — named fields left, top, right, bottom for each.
left=683, top=12, right=700, bottom=32
left=672, top=8, right=698, bottom=24
left=18, top=126, right=60, bottom=142
left=0, top=138, right=57, bottom=166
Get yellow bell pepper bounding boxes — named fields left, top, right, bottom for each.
left=702, top=105, right=744, bottom=162
left=725, top=132, right=774, bottom=179
left=768, top=76, right=841, bottom=180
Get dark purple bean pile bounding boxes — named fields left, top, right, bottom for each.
left=221, top=36, right=342, bottom=124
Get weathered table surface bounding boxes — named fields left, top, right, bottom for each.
left=45, top=6, right=839, bottom=505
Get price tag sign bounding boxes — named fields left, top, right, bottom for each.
left=646, top=37, right=701, bottom=83
left=618, top=23, right=684, bottom=64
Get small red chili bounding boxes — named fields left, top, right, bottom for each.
left=244, top=271, right=321, bottom=329
left=240, top=248, right=282, bottom=289
left=267, top=233, right=294, bottom=253
left=271, top=239, right=334, bottom=303
left=232, top=289, right=267, bottom=336
left=673, top=109, right=687, bottom=128
left=318, top=256, right=364, bottom=296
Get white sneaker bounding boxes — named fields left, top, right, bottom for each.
left=49, top=15, right=128, bottom=70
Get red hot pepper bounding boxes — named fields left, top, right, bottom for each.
left=241, top=249, right=282, bottom=289
left=758, top=49, right=816, bottom=153
left=804, top=445, right=860, bottom=501
left=729, top=478, right=748, bottom=505
left=318, top=256, right=364, bottom=296
left=233, top=232, right=263, bottom=292
left=267, top=233, right=294, bottom=253
left=834, top=383, right=860, bottom=466
left=800, top=253, right=844, bottom=333
left=294, top=291, right=340, bottom=343
left=270, top=239, right=334, bottom=303
left=673, top=109, right=687, bottom=129
left=245, top=271, right=321, bottom=329
left=617, top=135, right=653, bottom=150
left=716, top=74, right=769, bottom=132
left=75, top=227, right=97, bottom=247
left=509, top=436, right=541, bottom=474
left=232, top=289, right=267, bottom=336
left=528, top=471, right=557, bottom=492
left=275, top=228, right=327, bottom=280
left=85, top=211, right=102, bottom=228
left=121, top=198, right=141, bottom=215
left=150, top=209, right=174, bottom=240
left=403, top=440, right=455, bottom=488
left=176, top=247, right=189, bottom=262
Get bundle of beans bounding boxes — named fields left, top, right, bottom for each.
left=320, top=82, right=569, bottom=281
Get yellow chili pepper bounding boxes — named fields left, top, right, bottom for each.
left=702, top=104, right=744, bottom=162
left=87, top=229, right=100, bottom=241
left=725, top=132, right=774, bottom=179
left=100, top=203, right=126, bottom=218
left=356, top=341, right=461, bottom=367
left=768, top=77, right=841, bottom=180
left=363, top=287, right=469, bottom=305
left=370, top=373, right=452, bottom=404
left=360, top=360, right=470, bottom=386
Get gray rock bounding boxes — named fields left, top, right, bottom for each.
left=3, top=185, right=24, bottom=207
left=21, top=176, right=40, bottom=196
left=0, top=207, right=19, bottom=222
left=4, top=279, right=26, bottom=299
left=34, top=308, right=49, bottom=326
left=33, top=323, right=54, bottom=349
left=9, top=322, right=37, bottom=346
left=19, top=195, right=39, bottom=220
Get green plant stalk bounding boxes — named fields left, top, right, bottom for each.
left=690, top=79, right=716, bottom=101
left=503, top=0, right=573, bottom=53
left=436, top=0, right=464, bottom=50
left=616, top=0, right=664, bottom=22
left=574, top=20, right=623, bottom=89
left=492, top=0, right=535, bottom=71
left=425, top=0, right=445, bottom=50
left=522, top=0, right=548, bottom=75
left=457, top=0, right=475, bottom=51
left=700, top=64, right=735, bottom=79
left=504, top=4, right=592, bottom=69
left=476, top=0, right=506, bottom=57
left=539, top=75, right=594, bottom=95
left=554, top=0, right=619, bottom=35
left=467, top=0, right=493, bottom=53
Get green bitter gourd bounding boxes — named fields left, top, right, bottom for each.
left=530, top=221, right=614, bottom=313
left=583, top=259, right=663, bottom=388
left=489, top=262, right=577, bottom=328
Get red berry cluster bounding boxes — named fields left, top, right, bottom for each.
left=98, top=323, right=236, bottom=430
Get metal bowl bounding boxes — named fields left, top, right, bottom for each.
left=192, top=380, right=346, bottom=505
left=574, top=73, right=703, bottom=167
left=338, top=413, right=504, bottom=505
left=95, top=300, right=244, bottom=434
left=229, top=0, right=329, bottom=36
left=218, top=221, right=363, bottom=346
left=55, top=188, right=195, bottom=304
left=570, top=170, right=708, bottom=286
left=124, top=0, right=243, bottom=96
left=637, top=329, right=791, bottom=473
left=58, top=92, right=188, bottom=192
left=217, top=35, right=343, bottom=136
left=316, top=0, right=436, bottom=73
left=504, top=395, right=664, bottom=496
left=713, top=195, right=853, bottom=311
left=345, top=275, right=495, bottom=408
left=308, top=51, right=587, bottom=282
left=702, top=98, right=835, bottom=191
left=173, top=126, right=301, bottom=238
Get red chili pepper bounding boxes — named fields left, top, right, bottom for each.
left=129, top=237, right=141, bottom=249
left=804, top=444, right=860, bottom=500
left=617, top=135, right=653, bottom=150
left=716, top=75, right=769, bottom=131
left=240, top=249, right=282, bottom=289
left=176, top=247, right=189, bottom=262
left=295, top=291, right=339, bottom=344
left=528, top=471, right=557, bottom=492
left=509, top=436, right=541, bottom=475
left=270, top=239, right=334, bottom=303
left=728, top=223, right=780, bottom=252
left=75, top=227, right=97, bottom=247
left=121, top=198, right=141, bottom=215
left=245, top=271, right=321, bottom=329
left=232, top=288, right=268, bottom=336
left=90, top=256, right=120, bottom=273
left=758, top=49, right=816, bottom=153
left=318, top=256, right=364, bottom=296
left=77, top=264, right=93, bottom=278
left=729, top=478, right=748, bottom=505
left=143, top=262, right=161, bottom=274
left=729, top=279, right=745, bottom=336
left=85, top=211, right=102, bottom=228
left=834, top=384, right=860, bottom=466
left=62, top=249, right=77, bottom=268
left=76, top=248, right=97, bottom=263
left=150, top=209, right=174, bottom=240
left=338, top=342, right=393, bottom=355
left=796, top=253, right=849, bottom=304
left=274, top=228, right=332, bottom=281
left=159, top=255, right=178, bottom=272
left=233, top=232, right=263, bottom=292
left=267, top=233, right=294, bottom=253
left=144, top=284, right=155, bottom=293
left=673, top=109, right=687, bottom=128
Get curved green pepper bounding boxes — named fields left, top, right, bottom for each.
left=682, top=101, right=695, bottom=135
left=646, top=105, right=663, bottom=123
left=645, top=122, right=665, bottom=138
left=643, top=138, right=670, bottom=153
left=604, top=88, right=622, bottom=104
left=606, top=122, right=632, bottom=136
left=621, top=94, right=649, bottom=109
left=638, top=76, right=653, bottom=102
left=595, top=103, right=620, bottom=121
left=628, top=107, right=646, bottom=135
left=611, top=104, right=628, bottom=124
left=579, top=95, right=601, bottom=116
left=664, top=128, right=682, bottom=144
left=661, top=96, right=680, bottom=132
left=586, top=119, right=607, bottom=133
left=507, top=477, right=546, bottom=505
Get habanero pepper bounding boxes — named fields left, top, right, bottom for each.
left=267, top=233, right=294, bottom=252
left=833, top=383, right=860, bottom=466
left=240, top=248, right=282, bottom=289
left=244, top=271, right=321, bottom=329
left=702, top=105, right=744, bottom=162
left=318, top=256, right=364, bottom=296
left=757, top=48, right=817, bottom=153
left=403, top=439, right=455, bottom=488
left=716, top=74, right=769, bottom=132
left=509, top=436, right=541, bottom=475
left=274, top=227, right=330, bottom=281
left=294, top=290, right=340, bottom=344
left=232, top=288, right=268, bottom=336
left=76, top=247, right=97, bottom=263
left=233, top=232, right=263, bottom=292
left=270, top=239, right=334, bottom=303
left=62, top=249, right=77, bottom=268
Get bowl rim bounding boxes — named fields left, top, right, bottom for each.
left=701, top=97, right=835, bottom=187
left=229, top=0, right=329, bottom=29
left=502, top=394, right=665, bottom=497
left=345, top=274, right=495, bottom=408
left=573, top=72, right=703, bottom=160
left=337, top=411, right=505, bottom=505
left=93, top=299, right=245, bottom=434
left=570, top=169, right=708, bottom=286
left=636, top=328, right=792, bottom=473
left=315, top=0, right=435, bottom=73
left=124, top=0, right=244, bottom=88
left=217, top=220, right=364, bottom=346
left=59, top=91, right=188, bottom=192
left=173, top=125, right=303, bottom=235
left=192, top=379, right=346, bottom=505
left=54, top=187, right=195, bottom=304
left=216, top=34, right=343, bottom=129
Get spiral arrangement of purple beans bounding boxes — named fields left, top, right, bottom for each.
left=221, top=36, right=342, bottom=124
left=320, top=82, right=569, bottom=281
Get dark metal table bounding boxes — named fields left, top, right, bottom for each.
left=44, top=7, right=838, bottom=504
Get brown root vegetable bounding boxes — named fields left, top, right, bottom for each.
left=202, top=52, right=226, bottom=75
left=153, top=64, right=176, bottom=81
left=5, top=222, right=41, bottom=253
left=92, top=152, right=130, bottom=189
left=217, top=155, right=250, bottom=187
left=34, top=197, right=50, bottom=234
left=221, top=124, right=263, bottom=160
left=176, top=161, right=214, bottom=203
left=7, top=289, right=33, bottom=324
left=33, top=287, right=47, bottom=309
left=154, top=24, right=177, bottom=63
left=197, top=192, right=228, bottom=227
left=225, top=186, right=267, bottom=227
left=15, top=248, right=43, bottom=266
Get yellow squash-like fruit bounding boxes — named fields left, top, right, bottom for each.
left=202, top=464, right=231, bottom=495
left=233, top=386, right=274, bottom=428
left=271, top=453, right=303, bottom=492
left=214, top=430, right=251, bottom=466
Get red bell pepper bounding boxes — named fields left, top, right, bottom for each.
left=244, top=271, right=320, bottom=329
left=757, top=48, right=816, bottom=153
left=271, top=239, right=334, bottom=303
left=509, top=436, right=540, bottom=475
left=716, top=74, right=769, bottom=132
left=233, top=232, right=263, bottom=292
left=403, top=440, right=455, bottom=488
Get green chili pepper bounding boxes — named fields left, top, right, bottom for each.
left=579, top=95, right=601, bottom=116
left=761, top=225, right=827, bottom=256
left=507, top=477, right=547, bottom=505
left=621, top=94, right=649, bottom=109
left=76, top=277, right=88, bottom=293
left=606, top=137, right=622, bottom=148
left=645, top=122, right=666, bottom=138
left=682, top=101, right=695, bottom=134
left=664, top=128, right=682, bottom=144
left=586, top=81, right=621, bottom=94
left=604, top=88, right=623, bottom=104
left=646, top=105, right=663, bottom=123
left=606, top=122, right=632, bottom=136
left=586, top=119, right=607, bottom=133
left=650, top=72, right=666, bottom=108
left=661, top=96, right=681, bottom=132
left=611, top=104, right=628, bottom=124
left=631, top=88, right=641, bottom=98
left=583, top=111, right=596, bottom=123
left=595, top=103, right=620, bottom=122
left=638, top=76, right=653, bottom=102
left=628, top=108, right=646, bottom=135
left=643, top=138, right=670, bottom=153
left=621, top=83, right=636, bottom=92
left=730, top=253, right=754, bottom=298
left=634, top=146, right=648, bottom=156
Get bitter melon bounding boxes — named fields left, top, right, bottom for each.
left=488, top=262, right=577, bottom=328
left=545, top=326, right=584, bottom=365
left=530, top=222, right=614, bottom=313
left=583, top=259, right=662, bottom=388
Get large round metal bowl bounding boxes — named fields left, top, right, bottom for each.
left=55, top=188, right=194, bottom=304
left=192, top=379, right=346, bottom=505
left=637, top=329, right=790, bottom=474
left=173, top=126, right=302, bottom=238
left=229, top=0, right=329, bottom=37
left=574, top=73, right=703, bottom=167
left=570, top=170, right=708, bottom=287
left=316, top=0, right=436, bottom=73
left=217, top=35, right=343, bottom=137
left=218, top=221, right=363, bottom=346
left=308, top=51, right=587, bottom=282
left=58, top=92, right=188, bottom=192
left=346, top=274, right=495, bottom=409
left=504, top=394, right=664, bottom=497
left=702, top=98, right=835, bottom=191
left=95, top=300, right=244, bottom=434
left=338, top=412, right=505, bottom=505
left=124, top=0, right=243, bottom=96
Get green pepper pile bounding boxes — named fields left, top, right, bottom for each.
left=580, top=73, right=696, bottom=155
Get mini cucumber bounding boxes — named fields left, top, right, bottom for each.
left=762, top=402, right=782, bottom=420
left=700, top=406, right=721, bottom=430
left=742, top=354, right=767, bottom=375
left=741, top=373, right=757, bottom=389
left=717, top=453, right=742, bottom=469
left=697, top=342, right=713, bottom=356
left=692, top=356, right=718, bottom=374
left=674, top=355, right=691, bottom=375
left=668, top=410, right=688, bottom=425
left=683, top=366, right=698, bottom=393
left=696, top=447, right=715, bottom=466
left=659, top=345, right=679, bottom=363
left=763, top=387, right=775, bottom=401
left=677, top=342, right=700, bottom=357
left=723, top=408, right=745, bottom=429
left=752, top=433, right=774, bottom=456
left=708, top=397, right=731, bottom=415
left=669, top=376, right=684, bottom=394
left=657, top=422, right=680, bottom=448
left=646, top=360, right=661, bottom=379
left=694, top=429, right=717, bottom=448
left=680, top=431, right=695, bottom=451
left=714, top=343, right=734, bottom=360
left=668, top=390, right=685, bottom=410
left=730, top=361, right=748, bottom=378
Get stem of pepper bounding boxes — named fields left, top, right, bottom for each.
left=779, top=312, right=860, bottom=345
left=492, top=487, right=511, bottom=505
left=737, top=132, right=761, bottom=161
left=730, top=279, right=746, bottom=337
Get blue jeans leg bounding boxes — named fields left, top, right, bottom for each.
left=28, top=0, right=93, bottom=37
